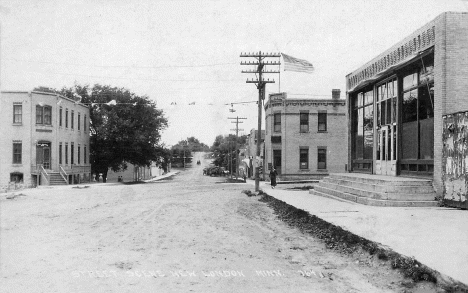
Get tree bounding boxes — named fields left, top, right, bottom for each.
left=210, top=134, right=247, bottom=171
left=171, top=139, right=193, bottom=167
left=59, top=84, right=168, bottom=181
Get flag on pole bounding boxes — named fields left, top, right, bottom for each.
left=106, top=100, right=117, bottom=106
left=281, top=53, right=314, bottom=73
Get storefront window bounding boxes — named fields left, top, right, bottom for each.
left=403, top=71, right=418, bottom=90
left=352, top=90, right=373, bottom=161
left=402, top=89, right=418, bottom=123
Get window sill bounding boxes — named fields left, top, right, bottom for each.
left=11, top=164, right=23, bottom=167
left=317, top=131, right=328, bottom=133
left=316, top=169, right=328, bottom=172
left=36, top=124, right=53, bottom=127
left=299, top=169, right=310, bottom=171
left=12, top=123, right=23, bottom=126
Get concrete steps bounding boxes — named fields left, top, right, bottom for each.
left=48, top=172, right=68, bottom=185
left=309, top=173, right=438, bottom=207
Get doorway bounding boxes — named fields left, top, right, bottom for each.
left=273, top=150, right=281, bottom=175
left=36, top=142, right=51, bottom=169
left=376, top=124, right=397, bottom=175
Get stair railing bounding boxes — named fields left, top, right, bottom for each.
left=39, top=164, right=50, bottom=185
left=59, top=166, right=69, bottom=184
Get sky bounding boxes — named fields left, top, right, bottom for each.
left=1, top=0, right=467, bottom=146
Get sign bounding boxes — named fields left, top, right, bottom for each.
left=270, top=92, right=286, bottom=101
left=268, top=163, right=272, bottom=170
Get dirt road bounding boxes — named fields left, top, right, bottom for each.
left=1, top=152, right=436, bottom=292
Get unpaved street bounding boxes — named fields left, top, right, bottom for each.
left=1, top=153, right=433, bottom=292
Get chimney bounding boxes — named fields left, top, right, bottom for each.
left=332, top=89, right=341, bottom=100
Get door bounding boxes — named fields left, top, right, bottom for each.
left=273, top=150, right=282, bottom=175
left=36, top=143, right=51, bottom=169
left=375, top=125, right=396, bottom=175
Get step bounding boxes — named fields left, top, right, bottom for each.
left=316, top=183, right=436, bottom=201
left=323, top=177, right=435, bottom=194
left=329, top=173, right=433, bottom=186
left=310, top=186, right=438, bottom=207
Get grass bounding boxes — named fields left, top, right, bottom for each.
left=257, top=192, right=468, bottom=292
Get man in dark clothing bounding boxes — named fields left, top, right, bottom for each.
left=269, top=168, right=278, bottom=189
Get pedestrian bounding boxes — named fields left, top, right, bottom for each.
left=269, top=168, right=278, bottom=189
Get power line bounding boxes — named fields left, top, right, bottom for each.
left=4, top=58, right=237, bottom=69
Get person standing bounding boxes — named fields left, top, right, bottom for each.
left=269, top=168, right=278, bottom=189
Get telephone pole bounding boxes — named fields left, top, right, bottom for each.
left=229, top=116, right=247, bottom=180
left=240, top=51, right=280, bottom=191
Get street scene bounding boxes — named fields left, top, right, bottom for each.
left=1, top=0, right=468, bottom=292
left=1, top=153, right=440, bottom=293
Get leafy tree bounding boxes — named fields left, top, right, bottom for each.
left=210, top=134, right=247, bottom=171
left=171, top=139, right=193, bottom=167
left=59, top=84, right=168, bottom=181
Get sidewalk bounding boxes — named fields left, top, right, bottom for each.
left=247, top=179, right=468, bottom=285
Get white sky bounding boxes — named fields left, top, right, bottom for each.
left=1, top=0, right=467, bottom=146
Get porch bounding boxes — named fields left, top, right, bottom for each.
left=31, top=164, right=92, bottom=186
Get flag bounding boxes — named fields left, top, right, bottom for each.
left=106, top=100, right=117, bottom=106
left=189, top=102, right=195, bottom=105
left=281, top=53, right=314, bottom=73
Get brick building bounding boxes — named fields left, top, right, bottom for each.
left=339, top=12, right=468, bottom=207
left=0, top=91, right=91, bottom=188
left=264, top=91, right=347, bottom=180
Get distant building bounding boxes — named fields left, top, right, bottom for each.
left=244, top=129, right=265, bottom=178
left=264, top=91, right=347, bottom=180
left=0, top=91, right=91, bottom=188
left=106, top=163, right=161, bottom=183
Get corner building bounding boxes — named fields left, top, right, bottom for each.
left=346, top=12, right=468, bottom=206
left=264, top=91, right=347, bottom=180
left=0, top=91, right=91, bottom=188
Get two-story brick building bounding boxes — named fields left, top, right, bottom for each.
left=0, top=91, right=91, bottom=188
left=264, top=91, right=347, bottom=181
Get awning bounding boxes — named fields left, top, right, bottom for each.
left=348, top=47, right=434, bottom=93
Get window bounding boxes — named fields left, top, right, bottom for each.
left=318, top=112, right=327, bottom=131
left=78, top=113, right=81, bottom=130
left=13, top=104, right=22, bottom=124
left=65, top=143, right=68, bottom=164
left=300, top=112, right=309, bottom=132
left=36, top=105, right=52, bottom=125
left=13, top=142, right=22, bottom=164
left=352, top=90, right=374, bottom=161
left=36, top=105, right=43, bottom=124
left=300, top=148, right=309, bottom=169
left=66, top=109, right=69, bottom=128
left=59, top=107, right=63, bottom=127
left=71, top=111, right=74, bottom=129
left=84, top=115, right=87, bottom=132
left=84, top=145, right=87, bottom=164
left=78, top=144, right=81, bottom=164
left=71, top=142, right=74, bottom=164
left=273, top=113, right=281, bottom=132
left=10, top=172, right=23, bottom=183
left=318, top=148, right=327, bottom=169
left=59, top=143, right=62, bottom=165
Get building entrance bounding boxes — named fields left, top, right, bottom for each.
left=36, top=142, right=51, bottom=169
left=376, top=124, right=397, bottom=175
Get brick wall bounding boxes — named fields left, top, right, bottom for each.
left=265, top=96, right=347, bottom=180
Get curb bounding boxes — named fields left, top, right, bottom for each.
left=256, top=191, right=468, bottom=292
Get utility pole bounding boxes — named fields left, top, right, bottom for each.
left=240, top=51, right=280, bottom=191
left=229, top=116, right=246, bottom=180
